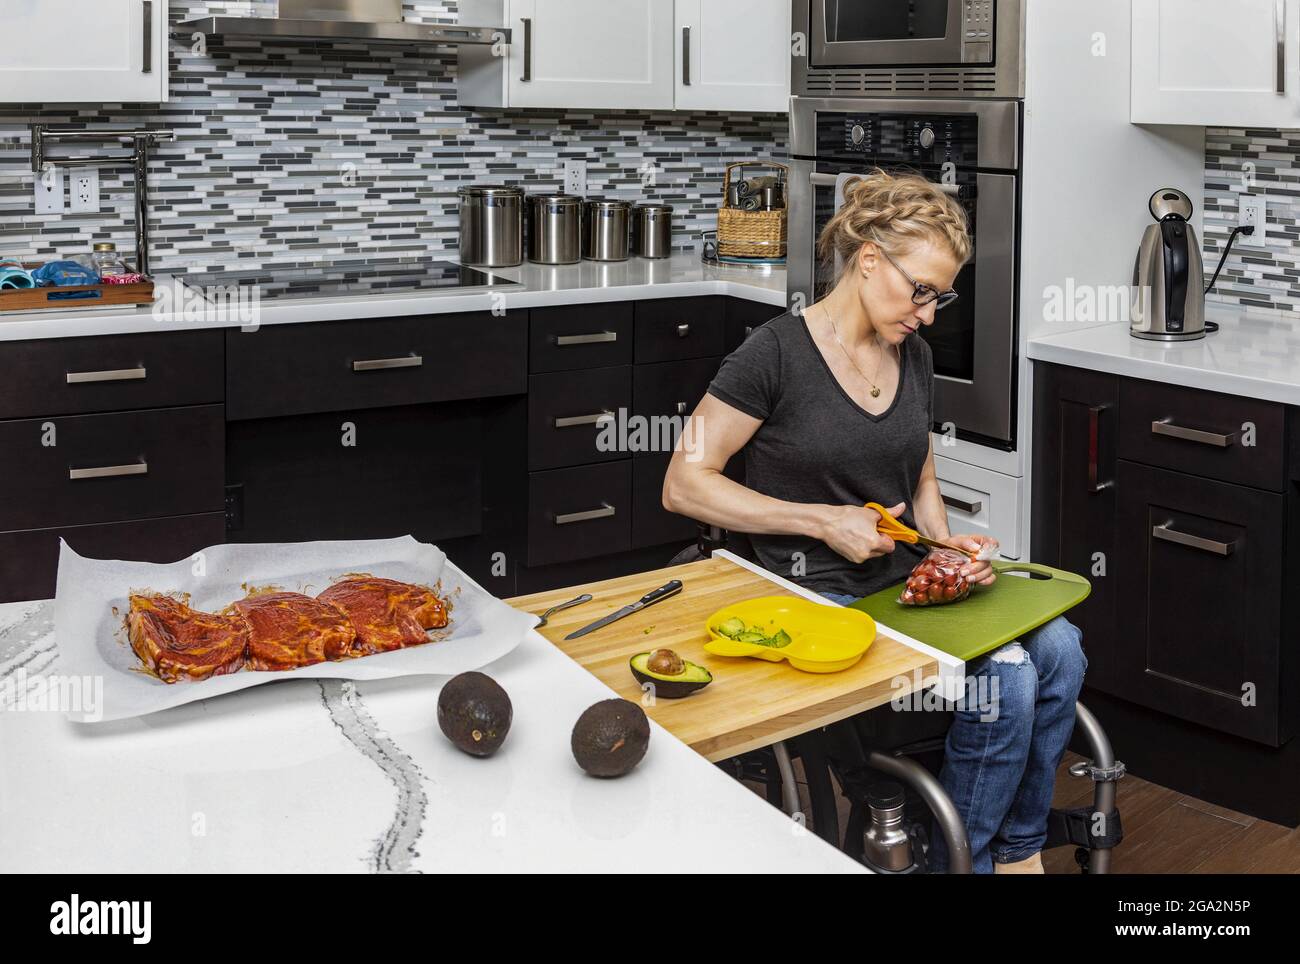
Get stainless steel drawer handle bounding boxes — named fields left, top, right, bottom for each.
left=142, top=1, right=153, bottom=75
left=682, top=26, right=692, bottom=86
left=677, top=323, right=691, bottom=337
left=555, top=503, right=615, bottom=525
left=1151, top=418, right=1235, bottom=448
left=942, top=493, right=984, bottom=514
left=554, top=410, right=615, bottom=429
left=353, top=355, right=423, bottom=372
left=69, top=461, right=148, bottom=481
left=1152, top=522, right=1236, bottom=557
left=66, top=367, right=147, bottom=384
left=555, top=331, right=617, bottom=346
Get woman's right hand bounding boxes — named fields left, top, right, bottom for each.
left=815, top=502, right=906, bottom=564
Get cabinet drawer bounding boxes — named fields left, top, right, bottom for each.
left=528, top=366, right=631, bottom=471
left=631, top=454, right=698, bottom=550
left=725, top=298, right=781, bottom=354
left=0, top=512, right=227, bottom=606
left=0, top=330, right=224, bottom=419
left=1115, top=460, right=1286, bottom=745
left=0, top=406, right=225, bottom=531
left=634, top=297, right=726, bottom=363
left=933, top=455, right=1022, bottom=561
left=226, top=312, right=526, bottom=420
left=528, top=461, right=631, bottom=567
left=1118, top=379, right=1286, bottom=491
left=631, top=357, right=720, bottom=458
left=529, top=303, right=634, bottom=373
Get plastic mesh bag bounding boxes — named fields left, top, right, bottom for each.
left=899, top=548, right=977, bottom=607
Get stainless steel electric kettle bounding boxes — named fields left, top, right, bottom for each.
left=1132, top=188, right=1206, bottom=341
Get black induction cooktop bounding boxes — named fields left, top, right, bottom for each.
left=175, top=259, right=518, bottom=301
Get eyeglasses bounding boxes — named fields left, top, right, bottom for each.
left=879, top=249, right=960, bottom=310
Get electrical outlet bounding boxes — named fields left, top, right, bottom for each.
left=1239, top=195, right=1266, bottom=247
left=70, top=168, right=100, bottom=214
left=33, top=165, right=64, bottom=215
left=564, top=159, right=587, bottom=196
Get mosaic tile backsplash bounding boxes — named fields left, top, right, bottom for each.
left=1204, top=128, right=1300, bottom=314
left=0, top=1, right=787, bottom=277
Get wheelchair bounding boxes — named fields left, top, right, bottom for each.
left=675, top=525, right=1125, bottom=875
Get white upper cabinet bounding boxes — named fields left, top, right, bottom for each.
left=458, top=0, right=788, bottom=112
left=674, top=0, right=789, bottom=112
left=1132, top=0, right=1300, bottom=126
left=0, top=0, right=168, bottom=104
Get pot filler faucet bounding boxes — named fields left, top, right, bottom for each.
left=30, top=126, right=177, bottom=278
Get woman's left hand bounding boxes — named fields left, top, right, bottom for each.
left=947, top=534, right=998, bottom=586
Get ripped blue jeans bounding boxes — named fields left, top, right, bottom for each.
left=822, top=593, right=1087, bottom=873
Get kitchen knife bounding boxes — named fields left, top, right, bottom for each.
left=563, top=579, right=684, bottom=640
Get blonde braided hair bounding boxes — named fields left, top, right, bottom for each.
left=817, top=168, right=972, bottom=275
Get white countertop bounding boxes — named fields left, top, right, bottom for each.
left=1027, top=305, right=1300, bottom=406
left=0, top=252, right=786, bottom=343
left=0, top=595, right=859, bottom=874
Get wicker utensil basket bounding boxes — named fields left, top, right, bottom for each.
left=717, top=160, right=788, bottom=259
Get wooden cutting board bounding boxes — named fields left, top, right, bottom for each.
left=509, top=556, right=937, bottom=762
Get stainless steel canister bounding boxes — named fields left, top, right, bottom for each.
left=458, top=185, right=524, bottom=267
left=527, top=193, right=581, bottom=264
left=581, top=199, right=632, bottom=262
left=631, top=203, right=672, bottom=259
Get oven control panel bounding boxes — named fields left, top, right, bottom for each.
left=834, top=114, right=976, bottom=169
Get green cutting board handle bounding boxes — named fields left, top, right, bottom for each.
left=989, top=560, right=1091, bottom=587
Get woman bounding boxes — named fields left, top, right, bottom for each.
left=663, top=170, right=1086, bottom=874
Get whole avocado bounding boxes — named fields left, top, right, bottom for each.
left=571, top=698, right=650, bottom=778
left=437, top=671, right=513, bottom=757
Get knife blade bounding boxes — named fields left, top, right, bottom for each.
left=563, top=579, right=684, bottom=640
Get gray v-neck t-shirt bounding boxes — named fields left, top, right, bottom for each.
left=707, top=311, right=933, bottom=599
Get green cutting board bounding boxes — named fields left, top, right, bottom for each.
left=850, top=561, right=1091, bottom=663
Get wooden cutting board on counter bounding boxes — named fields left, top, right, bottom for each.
left=509, top=557, right=937, bottom=762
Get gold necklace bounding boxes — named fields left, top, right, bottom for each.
left=827, top=308, right=894, bottom=399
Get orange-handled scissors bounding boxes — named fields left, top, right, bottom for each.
left=865, top=502, right=978, bottom=559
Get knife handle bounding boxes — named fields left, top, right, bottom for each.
left=639, top=579, right=683, bottom=607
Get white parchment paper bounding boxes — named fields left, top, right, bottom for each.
left=54, top=535, right=538, bottom=723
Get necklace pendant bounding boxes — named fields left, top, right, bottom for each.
left=870, top=387, right=881, bottom=398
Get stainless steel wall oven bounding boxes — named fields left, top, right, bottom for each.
left=788, top=97, right=1021, bottom=449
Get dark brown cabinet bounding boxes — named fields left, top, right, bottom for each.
left=1034, top=360, right=1300, bottom=824
left=1030, top=364, right=1120, bottom=691
left=1115, top=460, right=1285, bottom=744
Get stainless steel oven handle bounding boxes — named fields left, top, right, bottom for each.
left=70, top=461, right=148, bottom=481
left=809, top=171, right=961, bottom=196
left=353, top=355, right=423, bottom=372
left=66, top=367, right=147, bottom=384
left=1152, top=522, right=1235, bottom=557
left=555, top=503, right=615, bottom=525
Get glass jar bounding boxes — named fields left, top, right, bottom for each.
left=90, top=242, right=130, bottom=278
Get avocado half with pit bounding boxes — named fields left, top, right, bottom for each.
left=629, top=648, right=713, bottom=699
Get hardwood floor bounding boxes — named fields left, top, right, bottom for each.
left=761, top=750, right=1300, bottom=873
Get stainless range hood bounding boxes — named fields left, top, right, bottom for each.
left=179, top=0, right=509, bottom=46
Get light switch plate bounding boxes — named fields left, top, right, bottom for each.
left=70, top=168, right=100, bottom=213
left=34, top=165, right=64, bottom=215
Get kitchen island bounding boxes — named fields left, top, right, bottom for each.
left=0, top=584, right=861, bottom=874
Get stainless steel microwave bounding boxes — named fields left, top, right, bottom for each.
left=793, top=0, right=1025, bottom=98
